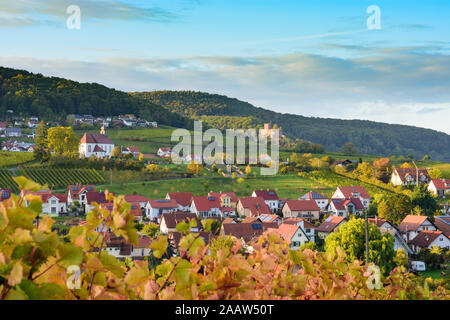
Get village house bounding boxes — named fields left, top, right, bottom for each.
left=166, top=192, right=194, bottom=211
left=23, top=190, right=67, bottom=217
left=283, top=217, right=316, bottom=242
left=410, top=230, right=450, bottom=254
left=103, top=233, right=153, bottom=260
left=398, top=215, right=437, bottom=243
left=169, top=231, right=216, bottom=256
left=316, top=216, right=348, bottom=239
left=79, top=127, right=115, bottom=159
left=268, top=224, right=311, bottom=250
left=122, top=146, right=141, bottom=158
left=369, top=218, right=413, bottom=255
left=428, top=179, right=450, bottom=198
left=300, top=191, right=329, bottom=211
left=332, top=186, right=371, bottom=209
left=434, top=216, right=450, bottom=238
left=208, top=192, right=238, bottom=208
left=146, top=199, right=179, bottom=221
left=84, top=191, right=111, bottom=213
left=281, top=200, right=321, bottom=220
left=390, top=167, right=430, bottom=186
left=67, top=185, right=96, bottom=207
left=160, top=212, right=200, bottom=234
left=157, top=147, right=172, bottom=158
left=328, top=198, right=364, bottom=218
left=5, top=128, right=21, bottom=137
left=236, top=197, right=272, bottom=217
left=190, top=196, right=221, bottom=218
left=220, top=222, right=278, bottom=244
left=252, top=189, right=280, bottom=213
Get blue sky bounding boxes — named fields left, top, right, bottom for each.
left=0, top=0, right=449, bottom=133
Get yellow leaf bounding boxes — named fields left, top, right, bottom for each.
left=8, top=261, right=23, bottom=286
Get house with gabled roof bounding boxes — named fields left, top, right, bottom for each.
left=236, top=197, right=272, bottom=217
left=332, top=186, right=371, bottom=209
left=281, top=200, right=321, bottom=220
left=258, top=214, right=282, bottom=225
left=190, top=196, right=222, bottom=218
left=368, top=218, right=413, bottom=255
left=208, top=191, right=238, bottom=208
left=268, top=224, right=311, bottom=250
left=283, top=218, right=316, bottom=242
left=391, top=167, right=430, bottom=186
left=84, top=191, right=111, bottom=213
left=398, top=215, right=437, bottom=243
left=23, top=190, right=67, bottom=217
left=220, top=222, right=277, bottom=243
left=328, top=198, right=364, bottom=218
left=67, top=185, right=96, bottom=206
left=300, top=191, right=329, bottom=211
left=146, top=199, right=179, bottom=221
left=166, top=192, right=194, bottom=211
left=252, top=189, right=279, bottom=213
left=160, top=212, right=200, bottom=234
left=410, top=230, right=450, bottom=253
left=428, top=179, right=450, bottom=198
left=434, top=216, right=450, bottom=238
left=316, top=216, right=348, bottom=239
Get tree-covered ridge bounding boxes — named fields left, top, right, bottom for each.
left=0, top=67, right=192, bottom=128
left=133, top=91, right=450, bottom=162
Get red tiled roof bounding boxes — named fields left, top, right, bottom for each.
left=161, top=212, right=199, bottom=229
left=435, top=216, right=450, bottom=238
left=398, top=215, right=430, bottom=233
left=410, top=230, right=444, bottom=248
left=68, top=185, right=96, bottom=198
left=283, top=200, right=320, bottom=212
left=430, top=179, right=450, bottom=190
left=330, top=198, right=364, bottom=211
left=86, top=191, right=109, bottom=204
left=127, top=146, right=140, bottom=153
left=149, top=199, right=179, bottom=209
left=368, top=218, right=390, bottom=228
left=167, top=192, right=194, bottom=207
left=283, top=217, right=316, bottom=229
left=222, top=223, right=270, bottom=242
left=208, top=192, right=238, bottom=203
left=393, top=168, right=430, bottom=183
left=316, top=216, right=347, bottom=233
left=253, top=189, right=279, bottom=201
left=191, top=196, right=220, bottom=212
left=336, top=186, right=370, bottom=199
left=272, top=224, right=299, bottom=243
left=238, top=197, right=271, bottom=216
left=129, top=203, right=143, bottom=217
left=80, top=133, right=114, bottom=145
left=124, top=195, right=150, bottom=203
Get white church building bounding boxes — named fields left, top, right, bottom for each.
left=79, top=126, right=114, bottom=159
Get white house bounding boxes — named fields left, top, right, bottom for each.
left=23, top=190, right=67, bottom=217
left=283, top=218, right=316, bottom=242
left=160, top=213, right=200, bottom=234
left=146, top=199, right=179, bottom=221
left=252, top=189, right=279, bottom=213
left=398, top=215, right=437, bottom=243
left=410, top=230, right=450, bottom=254
left=391, top=167, right=430, bottom=186
left=328, top=198, right=364, bottom=218
left=281, top=200, right=321, bottom=220
left=300, top=191, right=329, bottom=211
left=269, top=224, right=311, bottom=250
left=79, top=127, right=114, bottom=159
left=157, top=147, right=172, bottom=158
left=332, top=186, right=371, bottom=209
left=190, top=196, right=221, bottom=218
left=428, top=179, right=450, bottom=198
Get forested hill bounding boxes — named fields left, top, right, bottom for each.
left=133, top=91, right=450, bottom=162
left=0, top=67, right=192, bottom=128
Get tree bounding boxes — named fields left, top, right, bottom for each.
left=341, top=142, right=356, bottom=155
left=373, top=158, right=392, bottom=183
left=428, top=168, right=442, bottom=180
left=139, top=153, right=144, bottom=162
left=47, top=127, right=79, bottom=157
left=187, top=161, right=203, bottom=176
left=353, top=162, right=373, bottom=179
left=423, top=155, right=431, bottom=161
left=400, top=162, right=413, bottom=168
left=394, top=249, right=409, bottom=268
left=34, top=120, right=49, bottom=162
left=245, top=165, right=252, bottom=177
left=377, top=194, right=412, bottom=225
left=411, top=185, right=439, bottom=219
left=299, top=241, right=318, bottom=252
left=325, top=218, right=396, bottom=275
left=111, top=146, right=121, bottom=158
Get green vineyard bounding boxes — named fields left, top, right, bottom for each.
left=0, top=169, right=19, bottom=193
left=21, top=168, right=105, bottom=189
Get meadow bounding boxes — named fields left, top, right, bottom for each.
left=0, top=151, right=34, bottom=167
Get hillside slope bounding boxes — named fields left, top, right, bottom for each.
left=133, top=91, right=450, bottom=162
left=0, top=67, right=192, bottom=128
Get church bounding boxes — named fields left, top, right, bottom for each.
left=79, top=126, right=115, bottom=159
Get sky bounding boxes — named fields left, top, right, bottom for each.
left=0, top=0, right=449, bottom=134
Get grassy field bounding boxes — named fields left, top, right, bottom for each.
left=419, top=270, right=449, bottom=281
left=97, top=173, right=334, bottom=199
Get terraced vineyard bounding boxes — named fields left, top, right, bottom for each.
left=0, top=169, right=19, bottom=192
left=22, top=168, right=105, bottom=188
